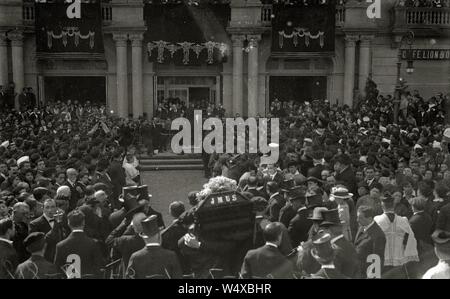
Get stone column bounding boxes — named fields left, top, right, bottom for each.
left=9, top=31, right=24, bottom=111
left=130, top=33, right=144, bottom=119
left=232, top=35, right=245, bottom=116
left=113, top=33, right=129, bottom=118
left=0, top=32, right=8, bottom=87
left=358, top=35, right=373, bottom=92
left=247, top=35, right=260, bottom=117
left=343, top=35, right=357, bottom=107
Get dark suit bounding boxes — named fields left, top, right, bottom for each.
left=105, top=220, right=145, bottom=269
left=12, top=221, right=29, bottom=263
left=108, top=161, right=126, bottom=210
left=288, top=207, right=313, bottom=247
left=161, top=220, right=187, bottom=253
left=125, top=245, right=182, bottom=279
left=64, top=180, right=83, bottom=212
left=307, top=164, right=325, bottom=180
left=54, top=231, right=105, bottom=279
left=15, top=255, right=60, bottom=279
left=265, top=193, right=285, bottom=222
left=335, top=166, right=357, bottom=195
left=245, top=188, right=266, bottom=199
left=311, top=267, right=350, bottom=279
left=240, top=244, right=294, bottom=279
left=29, top=215, right=52, bottom=234
left=278, top=204, right=297, bottom=228
left=78, top=204, right=109, bottom=241
left=409, top=211, right=433, bottom=255
left=353, top=221, right=386, bottom=277
left=332, top=235, right=361, bottom=279
left=0, top=239, right=18, bottom=279
left=109, top=208, right=126, bottom=230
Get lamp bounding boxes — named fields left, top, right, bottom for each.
left=406, top=60, right=414, bottom=74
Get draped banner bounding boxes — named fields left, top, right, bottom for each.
left=271, top=3, right=335, bottom=53
left=144, top=3, right=230, bottom=65
left=35, top=0, right=104, bottom=59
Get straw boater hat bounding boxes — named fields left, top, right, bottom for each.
left=431, top=229, right=450, bottom=260
left=330, top=186, right=353, bottom=200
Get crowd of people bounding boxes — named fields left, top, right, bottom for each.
left=0, top=77, right=450, bottom=279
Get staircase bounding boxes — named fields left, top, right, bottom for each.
left=139, top=152, right=204, bottom=171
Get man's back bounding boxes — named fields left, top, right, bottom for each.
left=15, top=255, right=60, bottom=279
left=126, top=245, right=182, bottom=279
left=0, top=239, right=18, bottom=279
left=54, top=231, right=104, bottom=278
left=241, top=244, right=294, bottom=279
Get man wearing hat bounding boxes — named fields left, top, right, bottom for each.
left=264, top=181, right=285, bottom=222
left=318, top=209, right=361, bottom=278
left=309, top=231, right=349, bottom=279
left=423, top=230, right=450, bottom=278
left=125, top=215, right=182, bottom=279
left=334, top=154, right=357, bottom=196
left=374, top=193, right=419, bottom=277
left=241, top=222, right=294, bottom=279
left=106, top=212, right=146, bottom=275
left=14, top=232, right=60, bottom=279
left=279, top=186, right=306, bottom=228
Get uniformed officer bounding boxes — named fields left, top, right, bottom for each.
left=15, top=232, right=60, bottom=279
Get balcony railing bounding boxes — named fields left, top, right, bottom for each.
left=261, top=4, right=345, bottom=27
left=22, top=1, right=112, bottom=25
left=394, top=7, right=450, bottom=28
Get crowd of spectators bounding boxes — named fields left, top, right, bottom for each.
left=0, top=77, right=449, bottom=279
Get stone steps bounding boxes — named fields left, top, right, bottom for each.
left=138, top=152, right=204, bottom=171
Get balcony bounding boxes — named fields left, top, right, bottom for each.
left=393, top=7, right=450, bottom=35
left=22, top=1, right=113, bottom=27
left=261, top=4, right=345, bottom=27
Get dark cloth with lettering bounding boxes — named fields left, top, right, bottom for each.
left=125, top=245, right=182, bottom=279
left=54, top=231, right=105, bottom=279
left=15, top=255, right=60, bottom=279
left=240, top=244, right=294, bottom=279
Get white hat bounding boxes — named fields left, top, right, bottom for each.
left=433, top=141, right=442, bottom=150
left=0, top=141, right=9, bottom=148
left=17, top=156, right=30, bottom=167
left=304, top=138, right=313, bottom=144
left=414, top=144, right=423, bottom=150
left=444, top=128, right=450, bottom=141
left=382, top=138, right=391, bottom=144
left=379, top=125, right=387, bottom=133
left=362, top=116, right=370, bottom=122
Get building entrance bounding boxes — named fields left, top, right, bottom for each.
left=269, top=76, right=327, bottom=103
left=44, top=76, right=106, bottom=104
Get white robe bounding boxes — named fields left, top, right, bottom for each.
left=374, top=213, right=419, bottom=266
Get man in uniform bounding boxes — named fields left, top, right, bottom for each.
left=309, top=231, right=349, bottom=279
left=125, top=215, right=182, bottom=279
left=15, top=232, right=60, bottom=279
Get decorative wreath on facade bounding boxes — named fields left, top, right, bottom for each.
left=46, top=27, right=95, bottom=49
left=147, top=40, right=228, bottom=64
left=278, top=27, right=325, bottom=48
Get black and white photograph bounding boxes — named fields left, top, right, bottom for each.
left=0, top=0, right=450, bottom=285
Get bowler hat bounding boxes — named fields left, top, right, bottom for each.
left=311, top=231, right=335, bottom=264
left=141, top=215, right=160, bottom=238
left=306, top=176, right=324, bottom=186
left=308, top=207, right=328, bottom=221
